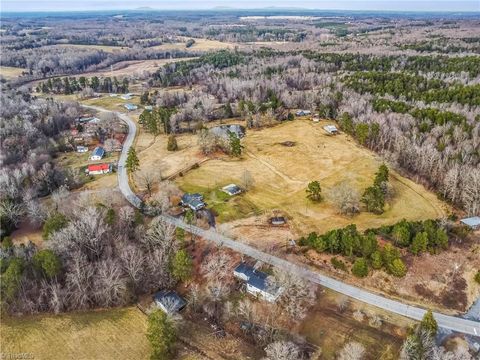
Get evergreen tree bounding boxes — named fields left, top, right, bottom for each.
left=171, top=249, right=193, bottom=282
left=42, top=213, right=69, bottom=240
left=126, top=148, right=140, bottom=173
left=228, top=131, right=243, bottom=157
left=33, top=249, right=61, bottom=278
left=306, top=181, right=322, bottom=202
left=352, top=258, right=369, bottom=278
left=147, top=309, right=177, bottom=360
left=370, top=250, right=383, bottom=269
left=388, top=258, right=407, bottom=277
left=411, top=231, right=428, bottom=255
left=167, top=135, right=178, bottom=151
left=224, top=102, right=233, bottom=118
left=361, top=185, right=385, bottom=214
left=420, top=310, right=438, bottom=335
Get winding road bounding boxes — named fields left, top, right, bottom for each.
left=88, top=105, right=480, bottom=337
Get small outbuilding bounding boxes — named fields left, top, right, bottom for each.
left=121, top=93, right=133, bottom=100
left=323, top=124, right=339, bottom=135
left=222, top=184, right=242, bottom=196
left=90, top=146, right=105, bottom=160
left=460, top=216, right=480, bottom=230
left=124, top=103, right=138, bottom=111
left=76, top=146, right=88, bottom=153
left=296, top=110, right=311, bottom=116
left=270, top=216, right=286, bottom=226
left=154, top=290, right=187, bottom=314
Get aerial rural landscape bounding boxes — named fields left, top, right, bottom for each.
left=0, top=1, right=479, bottom=359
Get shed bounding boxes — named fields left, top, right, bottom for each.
left=124, top=103, right=138, bottom=111
left=121, top=93, right=133, bottom=100
left=270, top=216, right=286, bottom=226
left=222, top=184, right=242, bottom=196
left=323, top=125, right=339, bottom=135
left=296, top=110, right=311, bottom=116
left=76, top=146, right=88, bottom=153
left=460, top=216, right=480, bottom=230
left=90, top=146, right=105, bottom=160
left=144, top=105, right=153, bottom=111
left=154, top=290, right=187, bottom=314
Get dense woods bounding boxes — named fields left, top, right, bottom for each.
left=0, top=91, right=81, bottom=236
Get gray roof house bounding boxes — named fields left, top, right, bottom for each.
left=233, top=263, right=283, bottom=303
left=154, top=290, right=187, bottom=314
left=460, top=216, right=480, bottom=230
left=210, top=124, right=245, bottom=139
left=323, top=124, right=339, bottom=135
left=180, top=193, right=206, bottom=211
left=90, top=146, right=105, bottom=160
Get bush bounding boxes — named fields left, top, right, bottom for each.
left=42, top=213, right=68, bottom=240
left=331, top=257, right=347, bottom=271
left=167, top=135, right=178, bottom=151
left=370, top=250, right=383, bottom=269
left=388, top=258, right=407, bottom=277
left=352, top=258, right=369, bottom=278
left=474, top=270, right=480, bottom=284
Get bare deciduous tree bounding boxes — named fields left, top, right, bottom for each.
left=263, top=341, right=302, bottom=360
left=338, top=341, right=366, bottom=360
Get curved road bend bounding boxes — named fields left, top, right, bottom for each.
left=85, top=105, right=480, bottom=337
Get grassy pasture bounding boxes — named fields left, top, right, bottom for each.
left=149, top=38, right=235, bottom=52
left=0, top=66, right=26, bottom=80
left=1, top=307, right=150, bottom=360
left=174, top=119, right=447, bottom=234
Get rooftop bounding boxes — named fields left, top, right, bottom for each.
left=210, top=124, right=245, bottom=139
left=460, top=216, right=480, bottom=228
left=92, top=146, right=105, bottom=157
left=154, top=290, right=187, bottom=313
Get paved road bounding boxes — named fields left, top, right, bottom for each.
left=86, top=105, right=480, bottom=337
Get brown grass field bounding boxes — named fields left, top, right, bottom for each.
left=47, top=43, right=127, bottom=53
left=0, top=66, right=26, bottom=80
left=1, top=307, right=150, bottom=360
left=149, top=38, right=235, bottom=52
left=170, top=119, right=447, bottom=234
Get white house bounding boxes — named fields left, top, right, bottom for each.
left=323, top=124, right=339, bottom=135
left=76, top=146, right=88, bottom=153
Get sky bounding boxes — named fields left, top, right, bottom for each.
left=1, top=1, right=479, bottom=13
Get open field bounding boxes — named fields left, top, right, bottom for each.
left=174, top=119, right=447, bottom=235
left=149, top=38, right=235, bottom=52
left=299, top=289, right=409, bottom=359
left=79, top=58, right=196, bottom=78
left=47, top=43, right=127, bottom=53
left=0, top=66, right=26, bottom=80
left=1, top=307, right=150, bottom=360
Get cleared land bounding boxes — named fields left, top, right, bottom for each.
left=1, top=307, right=150, bottom=360
left=0, top=66, right=26, bottom=80
left=47, top=43, right=127, bottom=53
left=79, top=58, right=196, bottom=78
left=174, top=119, right=447, bottom=234
left=149, top=38, right=235, bottom=52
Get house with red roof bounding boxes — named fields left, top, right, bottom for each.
left=87, top=163, right=112, bottom=175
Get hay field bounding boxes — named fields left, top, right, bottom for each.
left=149, top=38, right=235, bottom=52
left=50, top=43, right=126, bottom=53
left=175, top=119, right=447, bottom=234
left=0, top=66, right=26, bottom=80
left=1, top=307, right=150, bottom=360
